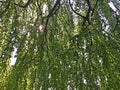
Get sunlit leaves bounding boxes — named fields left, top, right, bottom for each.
left=0, top=0, right=120, bottom=89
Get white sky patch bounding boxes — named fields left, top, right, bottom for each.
left=10, top=46, right=17, bottom=66
left=48, top=73, right=51, bottom=79
left=108, top=2, right=117, bottom=11
left=43, top=4, right=48, bottom=14
left=83, top=78, right=87, bottom=84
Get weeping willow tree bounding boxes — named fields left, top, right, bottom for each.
left=0, top=0, right=120, bottom=90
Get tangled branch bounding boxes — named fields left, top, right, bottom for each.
left=68, top=0, right=86, bottom=20
left=69, top=0, right=98, bottom=26
left=44, top=0, right=61, bottom=35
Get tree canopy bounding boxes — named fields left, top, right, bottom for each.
left=0, top=0, right=120, bottom=90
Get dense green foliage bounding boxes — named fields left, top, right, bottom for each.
left=0, top=0, right=120, bottom=90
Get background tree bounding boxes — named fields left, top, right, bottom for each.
left=0, top=0, right=120, bottom=89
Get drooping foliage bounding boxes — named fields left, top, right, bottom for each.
left=0, top=0, right=120, bottom=89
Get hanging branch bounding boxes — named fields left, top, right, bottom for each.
left=68, top=0, right=92, bottom=26
left=82, top=0, right=92, bottom=25
left=43, top=0, right=61, bottom=35
left=14, top=0, right=32, bottom=8
left=68, top=0, right=86, bottom=19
